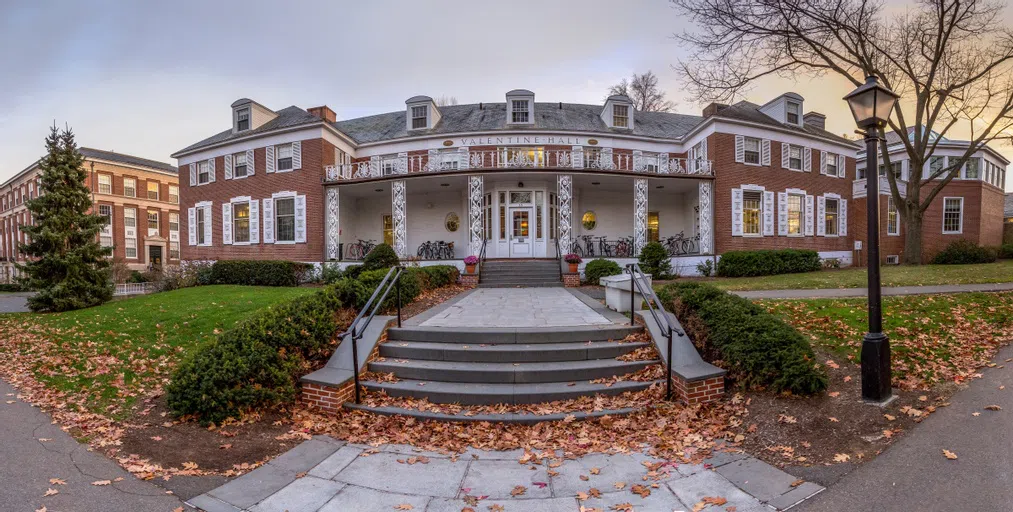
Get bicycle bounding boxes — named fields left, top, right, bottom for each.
left=346, top=239, right=377, bottom=260
left=568, top=239, right=585, bottom=258
left=614, top=236, right=634, bottom=258
left=437, top=241, right=454, bottom=260
left=417, top=240, right=435, bottom=259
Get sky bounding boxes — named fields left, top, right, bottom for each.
left=0, top=0, right=1010, bottom=190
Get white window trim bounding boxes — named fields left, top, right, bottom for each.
left=886, top=196, right=900, bottom=236
left=942, top=196, right=964, bottom=234
left=823, top=194, right=841, bottom=238
left=197, top=161, right=210, bottom=185
left=742, top=136, right=763, bottom=167
left=786, top=101, right=802, bottom=126
left=740, top=185, right=765, bottom=238
left=232, top=152, right=251, bottom=180
left=195, top=200, right=212, bottom=246
left=787, top=144, right=804, bottom=172
left=271, top=191, right=298, bottom=244
left=785, top=188, right=807, bottom=237
left=508, top=99, right=532, bottom=124
left=229, top=195, right=254, bottom=246
left=123, top=177, right=136, bottom=198
left=612, top=104, right=630, bottom=128
left=275, top=143, right=295, bottom=173
left=410, top=105, right=428, bottom=130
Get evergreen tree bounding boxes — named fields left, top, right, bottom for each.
left=17, top=126, right=112, bottom=311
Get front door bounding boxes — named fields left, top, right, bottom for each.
left=509, top=207, right=533, bottom=257
left=148, top=245, right=163, bottom=270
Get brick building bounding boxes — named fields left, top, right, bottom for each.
left=170, top=91, right=1006, bottom=274
left=0, top=148, right=181, bottom=283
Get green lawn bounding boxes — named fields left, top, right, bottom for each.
left=705, top=260, right=1013, bottom=291
left=0, top=285, right=316, bottom=418
left=765, top=292, right=1013, bottom=390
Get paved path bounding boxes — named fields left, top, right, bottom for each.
left=0, top=379, right=187, bottom=512
left=190, top=438, right=822, bottom=512
left=733, top=282, right=1013, bottom=300
left=800, top=344, right=1013, bottom=512
left=420, top=288, right=613, bottom=328
left=0, top=292, right=31, bottom=313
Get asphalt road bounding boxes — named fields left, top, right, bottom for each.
left=800, top=344, right=1013, bottom=512
left=0, top=378, right=187, bottom=512
left=0, top=291, right=31, bottom=313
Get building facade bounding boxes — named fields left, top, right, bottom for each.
left=0, top=148, right=181, bottom=283
left=171, top=91, right=1006, bottom=274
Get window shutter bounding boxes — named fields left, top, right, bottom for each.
left=838, top=155, right=846, bottom=178
left=203, top=205, right=213, bottom=244
left=249, top=199, right=259, bottom=243
left=777, top=192, right=788, bottom=236
left=292, top=141, right=302, bottom=170
left=816, top=196, right=826, bottom=236
left=763, top=191, right=774, bottom=236
left=222, top=203, right=233, bottom=245
left=224, top=154, right=233, bottom=180
left=781, top=143, right=790, bottom=168
left=731, top=188, right=743, bottom=236
left=804, top=147, right=812, bottom=172
left=266, top=146, right=276, bottom=173
left=820, top=151, right=827, bottom=175
left=187, top=207, right=196, bottom=246
left=189, top=163, right=196, bottom=186
left=734, top=135, right=744, bottom=163
left=208, top=158, right=216, bottom=183
left=761, top=139, right=771, bottom=166
left=263, top=198, right=275, bottom=243
left=458, top=146, right=470, bottom=170
left=571, top=145, right=583, bottom=169
left=804, top=195, right=814, bottom=236
left=839, top=199, right=847, bottom=236
left=247, top=149, right=255, bottom=176
left=294, top=195, right=307, bottom=243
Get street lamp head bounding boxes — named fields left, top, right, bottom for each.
left=843, top=76, right=899, bottom=129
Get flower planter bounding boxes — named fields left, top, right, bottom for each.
left=568, top=263, right=579, bottom=273
left=465, top=264, right=476, bottom=274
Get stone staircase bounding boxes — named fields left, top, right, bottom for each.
left=348, top=324, right=664, bottom=423
left=478, top=259, right=562, bottom=287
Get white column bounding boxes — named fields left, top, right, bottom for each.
left=468, top=175, right=484, bottom=256
left=634, top=178, right=648, bottom=254
left=557, top=175, right=572, bottom=253
left=392, top=179, right=407, bottom=258
left=699, top=181, right=714, bottom=254
left=325, top=186, right=340, bottom=260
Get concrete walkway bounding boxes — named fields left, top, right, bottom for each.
left=733, top=281, right=1013, bottom=300
left=189, top=438, right=822, bottom=512
left=0, top=379, right=187, bottom=512
left=799, top=344, right=1013, bottom=512
left=419, top=288, right=613, bottom=328
left=0, top=292, right=31, bottom=313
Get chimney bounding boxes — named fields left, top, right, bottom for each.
left=702, top=102, right=728, bottom=118
left=803, top=112, right=826, bottom=130
left=307, top=105, right=336, bottom=123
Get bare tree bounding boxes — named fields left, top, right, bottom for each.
left=435, top=95, right=459, bottom=107
left=607, top=70, right=676, bottom=112
left=672, top=0, right=1013, bottom=264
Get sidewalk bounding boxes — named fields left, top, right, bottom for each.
left=799, top=344, right=1013, bottom=512
left=0, top=378, right=187, bottom=512
left=733, top=282, right=1013, bottom=300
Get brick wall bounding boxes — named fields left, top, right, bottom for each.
left=671, top=374, right=724, bottom=405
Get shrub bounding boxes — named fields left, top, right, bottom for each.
left=208, top=260, right=310, bottom=287
left=128, top=270, right=149, bottom=283
left=716, top=249, right=821, bottom=277
left=355, top=268, right=422, bottom=310
left=931, top=240, right=998, bottom=264
left=822, top=258, right=841, bottom=270
left=363, top=243, right=400, bottom=271
left=638, top=242, right=672, bottom=279
left=343, top=264, right=365, bottom=280
left=322, top=264, right=344, bottom=284
left=999, top=244, right=1013, bottom=260
left=0, top=283, right=23, bottom=292
left=421, top=265, right=460, bottom=288
left=658, top=282, right=827, bottom=395
left=696, top=259, right=714, bottom=277
left=584, top=259, right=622, bottom=284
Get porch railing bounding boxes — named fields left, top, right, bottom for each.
left=325, top=149, right=713, bottom=181
left=626, top=263, right=684, bottom=401
left=113, top=282, right=157, bottom=296
left=853, top=177, right=906, bottom=198
left=338, top=266, right=404, bottom=404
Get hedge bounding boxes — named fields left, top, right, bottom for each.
left=584, top=259, right=622, bottom=284
left=638, top=242, right=672, bottom=279
left=999, top=244, right=1013, bottom=260
left=657, top=282, right=828, bottom=395
left=166, top=264, right=459, bottom=425
left=207, top=260, right=312, bottom=287
left=716, top=249, right=822, bottom=277
left=363, top=243, right=400, bottom=271
left=931, top=240, right=998, bottom=265
left=0, top=283, right=23, bottom=292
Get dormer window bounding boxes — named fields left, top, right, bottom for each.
left=613, top=105, right=629, bottom=128
left=411, top=105, right=428, bottom=129
left=511, top=100, right=530, bottom=123
left=236, top=107, right=250, bottom=131
left=786, top=102, right=801, bottom=125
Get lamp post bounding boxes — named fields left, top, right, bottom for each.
left=844, top=75, right=900, bottom=403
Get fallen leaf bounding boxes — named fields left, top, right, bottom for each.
left=985, top=405, right=1002, bottom=411
left=828, top=391, right=840, bottom=398
left=393, top=504, right=413, bottom=510
left=843, top=376, right=852, bottom=383
left=510, top=485, right=526, bottom=496
left=296, top=472, right=308, bottom=478
left=943, top=449, right=958, bottom=460
left=43, top=489, right=58, bottom=497
left=973, top=412, right=982, bottom=417
left=590, top=467, right=601, bottom=475
left=833, top=453, right=851, bottom=463
left=92, top=480, right=112, bottom=486
left=533, top=481, right=548, bottom=488
left=580, top=474, right=589, bottom=481
left=614, top=481, right=626, bottom=490
left=884, top=414, right=897, bottom=421
left=630, top=484, right=651, bottom=498
left=488, top=505, right=505, bottom=512
left=35, top=507, right=47, bottom=512
left=577, top=491, right=589, bottom=501
left=828, top=417, right=839, bottom=422
left=790, top=479, right=804, bottom=487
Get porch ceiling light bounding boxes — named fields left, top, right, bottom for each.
left=656, top=185, right=664, bottom=189
left=843, top=76, right=899, bottom=129
left=374, top=188, right=383, bottom=192
left=591, top=181, right=600, bottom=185
left=440, top=183, right=450, bottom=187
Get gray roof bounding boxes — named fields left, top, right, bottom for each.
left=79, top=148, right=176, bottom=173
left=332, top=102, right=704, bottom=145
left=715, top=101, right=857, bottom=146
left=884, top=126, right=948, bottom=146
left=1005, top=193, right=1013, bottom=219
left=172, top=106, right=321, bottom=157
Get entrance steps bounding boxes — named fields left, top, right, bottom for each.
left=479, top=259, right=561, bottom=288
left=350, top=324, right=664, bottom=422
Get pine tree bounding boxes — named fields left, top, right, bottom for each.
left=17, top=126, right=112, bottom=312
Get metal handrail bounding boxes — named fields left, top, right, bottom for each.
left=478, top=238, right=488, bottom=275
left=625, top=263, right=684, bottom=400
left=337, top=266, right=404, bottom=404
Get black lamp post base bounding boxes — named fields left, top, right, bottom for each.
left=860, top=332, right=892, bottom=403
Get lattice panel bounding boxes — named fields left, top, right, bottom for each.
left=699, top=182, right=713, bottom=254
left=468, top=176, right=484, bottom=256
left=391, top=180, right=407, bottom=257
left=325, top=187, right=340, bottom=260
left=634, top=178, right=648, bottom=254
left=557, top=175, right=572, bottom=254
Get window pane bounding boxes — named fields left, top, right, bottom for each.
left=147, top=182, right=159, bottom=200
left=825, top=199, right=838, bottom=235
left=743, top=191, right=762, bottom=234
left=233, top=203, right=250, bottom=242
left=944, top=198, right=962, bottom=233
left=788, top=195, right=802, bottom=234
left=275, top=198, right=295, bottom=242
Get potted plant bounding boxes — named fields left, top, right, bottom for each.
left=564, top=253, right=582, bottom=273
left=463, top=255, right=479, bottom=274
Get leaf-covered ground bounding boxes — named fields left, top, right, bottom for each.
left=690, top=260, right=1013, bottom=291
